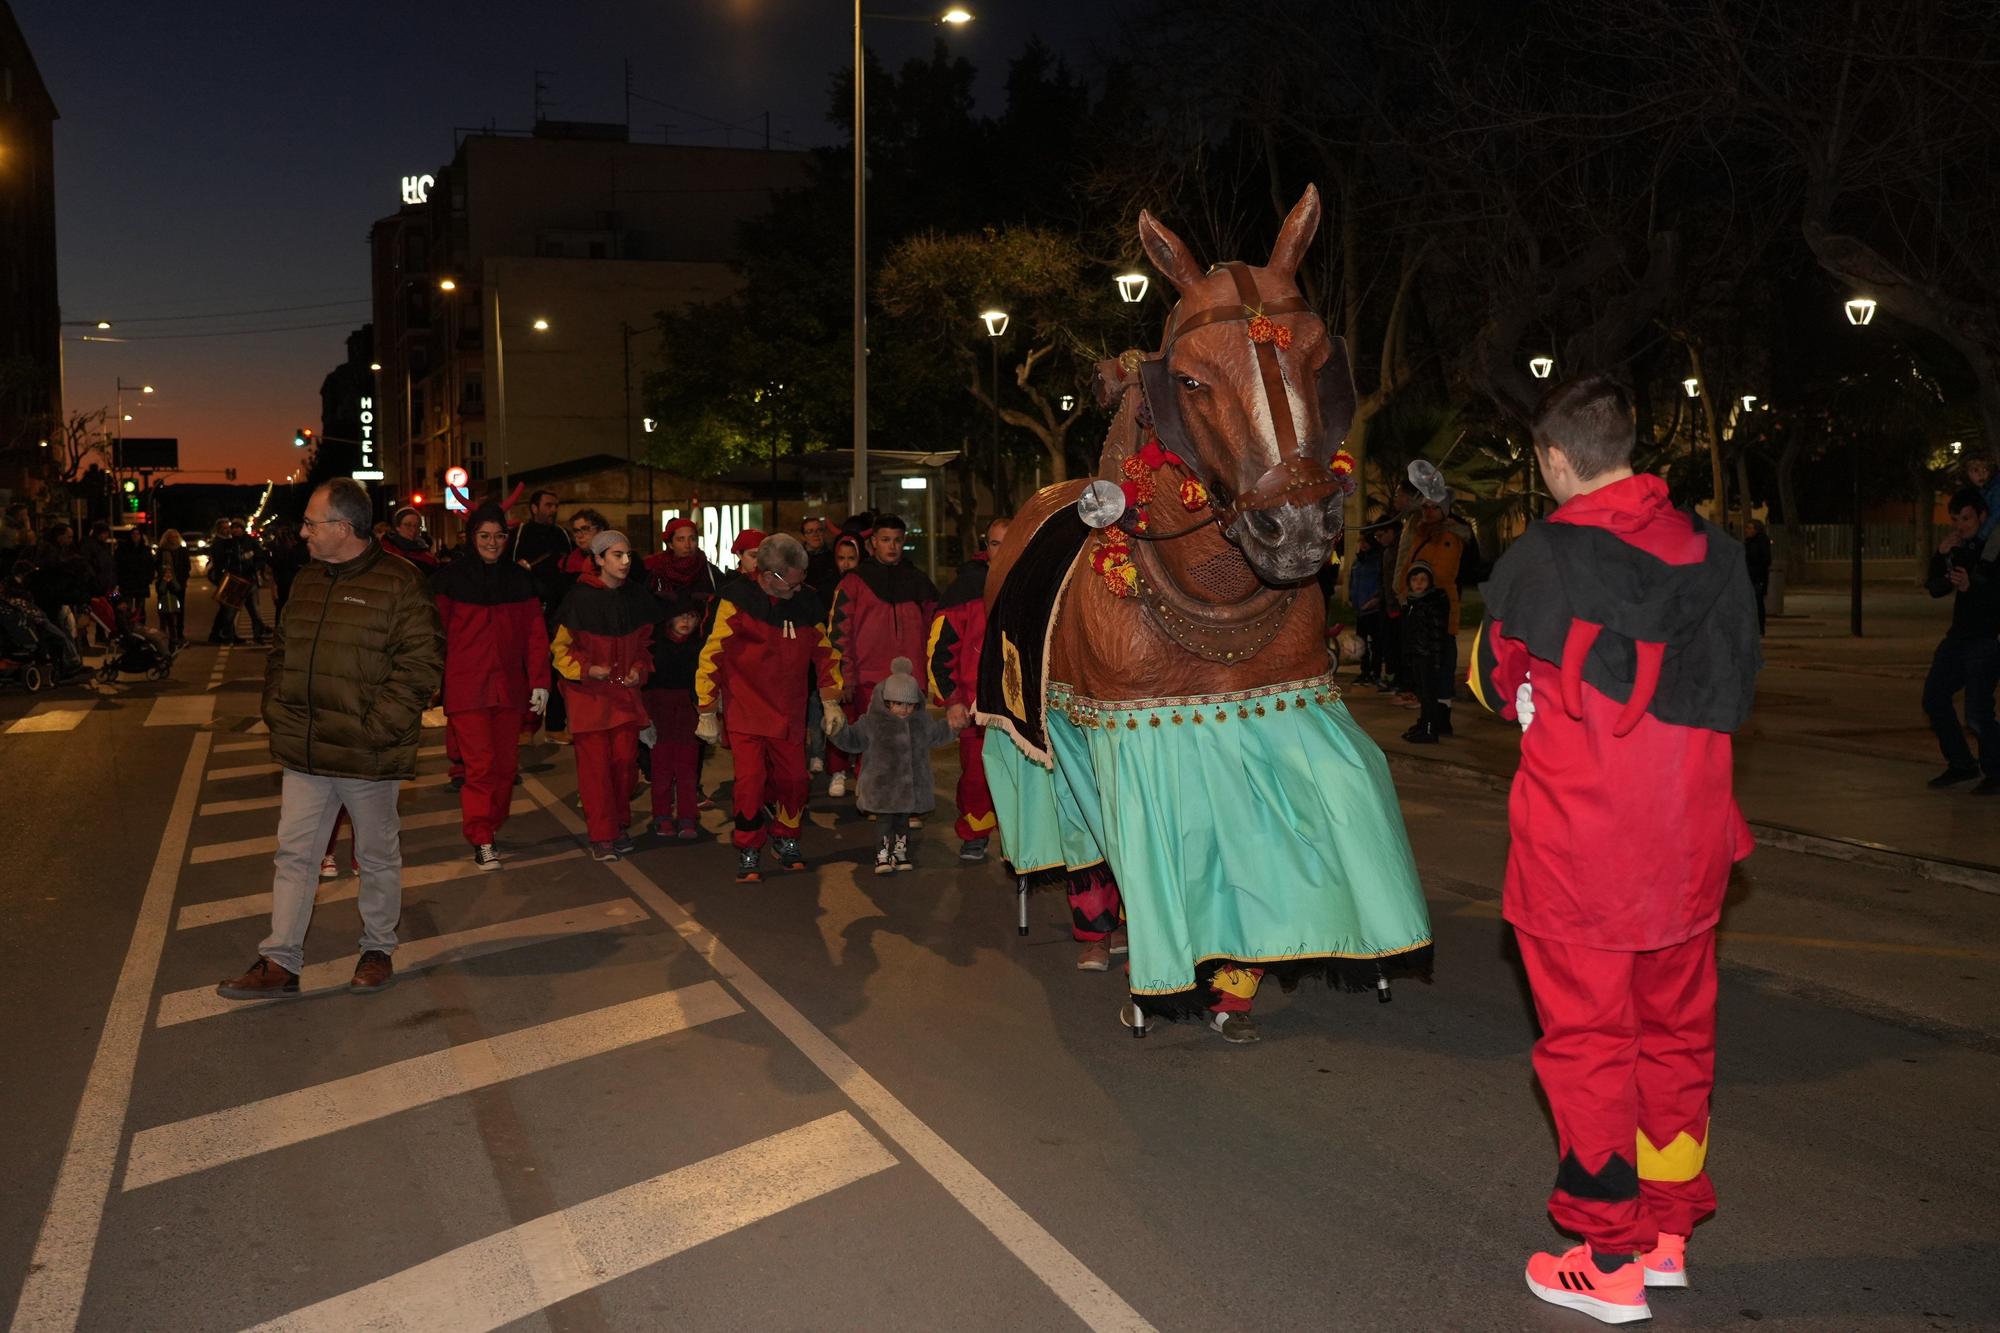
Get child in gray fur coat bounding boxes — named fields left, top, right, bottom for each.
left=830, top=656, right=964, bottom=873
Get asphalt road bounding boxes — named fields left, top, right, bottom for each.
left=2, top=619, right=1996, bottom=1330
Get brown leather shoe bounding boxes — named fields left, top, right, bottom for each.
left=349, top=949, right=393, bottom=993
left=216, top=957, right=299, bottom=1000
left=1076, top=941, right=1112, bottom=972
left=1106, top=927, right=1129, bottom=956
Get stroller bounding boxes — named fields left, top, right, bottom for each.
left=0, top=593, right=88, bottom=693
left=87, top=595, right=176, bottom=683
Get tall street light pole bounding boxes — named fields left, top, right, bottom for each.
left=1845, top=295, right=1877, bottom=638
left=852, top=6, right=974, bottom=520
left=980, top=309, right=1008, bottom=518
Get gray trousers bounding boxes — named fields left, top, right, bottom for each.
left=259, top=769, right=404, bottom=974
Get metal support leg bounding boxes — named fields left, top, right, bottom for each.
left=1016, top=878, right=1029, bottom=936
left=1376, top=965, right=1393, bottom=1004
left=1119, top=1000, right=1149, bottom=1038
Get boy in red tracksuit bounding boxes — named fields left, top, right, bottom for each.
left=827, top=514, right=936, bottom=797
left=1470, top=377, right=1761, bottom=1325
left=551, top=531, right=661, bottom=862
left=696, top=533, right=843, bottom=883
left=644, top=593, right=706, bottom=841
left=926, top=519, right=1007, bottom=862
left=432, top=505, right=551, bottom=871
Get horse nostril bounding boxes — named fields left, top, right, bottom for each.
left=1245, top=509, right=1282, bottom=542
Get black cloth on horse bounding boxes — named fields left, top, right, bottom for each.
left=976, top=505, right=1089, bottom=758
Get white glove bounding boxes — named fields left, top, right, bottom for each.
left=821, top=702, right=847, bottom=738
left=1514, top=678, right=1535, bottom=733
left=638, top=722, right=658, bottom=747
left=528, top=687, right=549, bottom=715
left=696, top=712, right=720, bottom=744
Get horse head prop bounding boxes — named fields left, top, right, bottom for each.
left=1135, top=185, right=1357, bottom=585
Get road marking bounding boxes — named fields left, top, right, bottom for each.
left=247, top=1111, right=896, bottom=1333
left=174, top=848, right=587, bottom=929
left=142, top=695, right=215, bottom=727
left=521, top=774, right=1156, bottom=1333
left=124, top=983, right=743, bottom=1191
left=212, top=738, right=267, bottom=753
left=207, top=761, right=279, bottom=781
left=197, top=772, right=452, bottom=816
left=246, top=719, right=268, bottom=734
left=5, top=702, right=96, bottom=734
left=7, top=733, right=210, bottom=1333
left=155, top=898, right=647, bottom=1027
left=187, top=800, right=532, bottom=864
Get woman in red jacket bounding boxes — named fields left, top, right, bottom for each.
left=552, top=530, right=662, bottom=860
left=433, top=506, right=552, bottom=870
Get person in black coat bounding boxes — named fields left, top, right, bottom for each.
left=1400, top=561, right=1453, bottom=743
left=1743, top=519, right=1773, bottom=636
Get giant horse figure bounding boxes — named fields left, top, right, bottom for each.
left=977, top=187, right=1433, bottom=1034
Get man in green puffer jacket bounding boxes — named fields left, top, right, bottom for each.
left=218, top=478, right=443, bottom=1001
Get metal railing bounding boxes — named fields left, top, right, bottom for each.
left=1791, top=523, right=1920, bottom=562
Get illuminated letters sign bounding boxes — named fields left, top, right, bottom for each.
left=353, top=395, right=384, bottom=480
left=400, top=173, right=435, bottom=205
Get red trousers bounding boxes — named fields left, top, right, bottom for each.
left=729, top=728, right=806, bottom=850
left=953, top=724, right=997, bottom=843
left=445, top=716, right=465, bottom=780
left=573, top=723, right=640, bottom=843
left=1516, top=927, right=1718, bottom=1253
left=827, top=682, right=875, bottom=777
left=642, top=688, right=701, bottom=824
left=453, top=706, right=522, bottom=845
left=1067, top=864, right=1122, bottom=942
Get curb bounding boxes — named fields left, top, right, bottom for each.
left=1381, top=750, right=2000, bottom=897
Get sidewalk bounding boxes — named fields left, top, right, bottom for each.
left=1346, top=584, right=2000, bottom=891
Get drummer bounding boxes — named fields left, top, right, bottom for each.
left=205, top=518, right=270, bottom=645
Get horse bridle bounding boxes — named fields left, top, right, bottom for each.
left=1134, top=262, right=1358, bottom=539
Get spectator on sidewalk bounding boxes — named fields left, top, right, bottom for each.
left=826, top=514, right=937, bottom=800
left=217, top=479, right=443, bottom=1001
left=1922, top=485, right=2000, bottom=795
left=695, top=533, right=843, bottom=883
left=433, top=505, right=551, bottom=870
left=114, top=527, right=156, bottom=628
left=267, top=523, right=307, bottom=615
left=205, top=518, right=270, bottom=645
left=1399, top=561, right=1452, bottom=744
left=553, top=530, right=660, bottom=861
left=800, top=515, right=840, bottom=598
left=1965, top=454, right=1999, bottom=545
left=1349, top=511, right=1393, bottom=687
left=0, top=502, right=32, bottom=578
left=1471, top=377, right=1760, bottom=1325
left=382, top=506, right=440, bottom=574
left=1743, top=519, right=1772, bottom=636
left=927, top=518, right=1007, bottom=861
left=1395, top=495, right=1464, bottom=731
left=155, top=529, right=191, bottom=649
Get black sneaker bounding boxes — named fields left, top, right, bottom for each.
left=958, top=837, right=989, bottom=862
left=736, top=846, right=762, bottom=883
left=1929, top=765, right=1981, bottom=788
left=892, top=834, right=914, bottom=871
left=473, top=843, right=501, bottom=871
left=612, top=832, right=637, bottom=855
left=590, top=841, right=620, bottom=862
left=874, top=841, right=895, bottom=876
left=772, top=837, right=805, bottom=871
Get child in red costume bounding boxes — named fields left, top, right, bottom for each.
left=1471, top=378, right=1761, bottom=1325
left=925, top=518, right=1008, bottom=862
left=551, top=531, right=660, bottom=862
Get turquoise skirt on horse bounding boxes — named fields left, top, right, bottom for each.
left=986, top=671, right=1432, bottom=1013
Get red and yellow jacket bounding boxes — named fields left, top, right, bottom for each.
left=1471, top=475, right=1761, bottom=951
left=829, top=557, right=938, bottom=691
left=432, top=555, right=550, bottom=715
left=695, top=575, right=841, bottom=741
left=926, top=553, right=989, bottom=711
left=551, top=571, right=660, bottom=733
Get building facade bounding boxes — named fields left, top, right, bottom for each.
left=0, top=1, right=60, bottom=502
left=368, top=123, right=807, bottom=544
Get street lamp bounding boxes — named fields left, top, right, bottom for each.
left=1059, top=393, right=1076, bottom=412
left=1844, top=296, right=1878, bottom=326
left=1740, top=394, right=1757, bottom=411
left=1682, top=376, right=1700, bottom=398
left=369, top=361, right=382, bottom=372
left=852, top=5, right=975, bottom=519
left=532, top=317, right=550, bottom=332
left=1114, top=272, right=1150, bottom=304
left=1528, top=355, right=1554, bottom=379
left=982, top=309, right=1008, bottom=516
left=438, top=277, right=457, bottom=292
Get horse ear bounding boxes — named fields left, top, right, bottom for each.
left=1267, top=185, right=1322, bottom=279
left=1137, top=209, right=1205, bottom=295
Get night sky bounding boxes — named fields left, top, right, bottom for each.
left=19, top=0, right=1110, bottom=481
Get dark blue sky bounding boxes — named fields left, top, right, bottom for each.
left=20, top=0, right=1110, bottom=478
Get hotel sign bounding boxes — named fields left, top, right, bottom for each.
left=400, top=173, right=434, bottom=205
left=353, top=395, right=383, bottom=481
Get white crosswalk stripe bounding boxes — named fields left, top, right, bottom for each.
left=245, top=1113, right=898, bottom=1333
left=123, top=983, right=744, bottom=1190
left=187, top=800, right=533, bottom=864
left=6, top=701, right=96, bottom=734
left=155, top=899, right=647, bottom=1027
left=197, top=771, right=452, bottom=816
left=174, top=847, right=587, bottom=930
left=143, top=696, right=215, bottom=727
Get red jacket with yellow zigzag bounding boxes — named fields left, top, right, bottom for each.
left=695, top=575, right=841, bottom=741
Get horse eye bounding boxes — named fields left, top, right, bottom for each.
left=1176, top=373, right=1205, bottom=392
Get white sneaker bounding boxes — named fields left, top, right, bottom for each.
left=809, top=756, right=825, bottom=774
left=828, top=773, right=847, bottom=798
left=473, top=843, right=501, bottom=872
left=319, top=854, right=338, bottom=880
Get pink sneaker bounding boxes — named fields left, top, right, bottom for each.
left=1642, top=1232, right=1688, bottom=1288
left=1525, top=1245, right=1651, bottom=1324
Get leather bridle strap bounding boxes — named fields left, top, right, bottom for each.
left=1165, top=262, right=1308, bottom=462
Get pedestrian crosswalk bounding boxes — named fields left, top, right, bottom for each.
left=4, top=700, right=95, bottom=733
left=12, top=717, right=1151, bottom=1333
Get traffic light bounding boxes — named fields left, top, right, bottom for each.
left=293, top=427, right=315, bottom=448
left=226, top=467, right=238, bottom=481
left=121, top=478, right=138, bottom=493
left=121, top=478, right=140, bottom=513
left=410, top=492, right=425, bottom=507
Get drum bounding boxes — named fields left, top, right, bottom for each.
left=216, top=572, right=252, bottom=610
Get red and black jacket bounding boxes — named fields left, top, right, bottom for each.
left=829, top=558, right=937, bottom=691
left=926, top=553, right=988, bottom=709
left=695, top=575, right=841, bottom=741
left=431, top=555, right=550, bottom=715
left=1470, top=475, right=1761, bottom=950
left=551, top=572, right=661, bottom=733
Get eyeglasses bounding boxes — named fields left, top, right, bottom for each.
left=570, top=524, right=598, bottom=536
left=759, top=567, right=804, bottom=589
left=298, top=516, right=349, bottom=532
